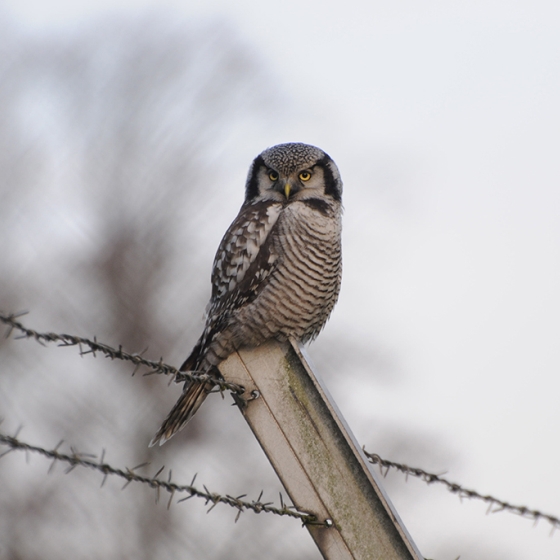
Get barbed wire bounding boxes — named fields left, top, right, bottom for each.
left=0, top=431, right=318, bottom=525
left=364, top=449, right=560, bottom=534
left=2, top=312, right=559, bottom=536
left=0, top=312, right=243, bottom=393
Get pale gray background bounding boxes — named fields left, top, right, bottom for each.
left=1, top=1, right=559, bottom=559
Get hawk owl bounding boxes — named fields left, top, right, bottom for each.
left=150, top=142, right=343, bottom=446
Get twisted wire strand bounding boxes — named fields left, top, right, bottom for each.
left=0, top=432, right=318, bottom=524
left=0, top=312, right=242, bottom=392
left=364, top=449, right=560, bottom=532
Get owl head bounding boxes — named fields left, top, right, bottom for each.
left=244, top=143, right=343, bottom=205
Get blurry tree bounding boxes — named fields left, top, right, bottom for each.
left=0, top=10, right=319, bottom=560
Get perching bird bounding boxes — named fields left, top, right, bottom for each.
left=150, top=143, right=343, bottom=446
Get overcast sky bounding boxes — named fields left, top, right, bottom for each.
left=3, top=1, right=560, bottom=558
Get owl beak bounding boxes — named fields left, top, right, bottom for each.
left=284, top=183, right=291, bottom=199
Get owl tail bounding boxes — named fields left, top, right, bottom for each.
left=149, top=337, right=215, bottom=447
left=149, top=380, right=211, bottom=447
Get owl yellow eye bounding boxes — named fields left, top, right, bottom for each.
left=268, top=171, right=279, bottom=181
left=299, top=171, right=311, bottom=182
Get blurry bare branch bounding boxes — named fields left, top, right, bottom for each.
left=0, top=312, right=243, bottom=392
left=0, top=432, right=316, bottom=524
left=364, top=449, right=560, bottom=533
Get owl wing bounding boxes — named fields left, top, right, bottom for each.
left=179, top=201, right=282, bottom=375
left=209, top=200, right=282, bottom=315
left=153, top=202, right=283, bottom=446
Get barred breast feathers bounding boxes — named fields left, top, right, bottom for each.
left=216, top=199, right=342, bottom=348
